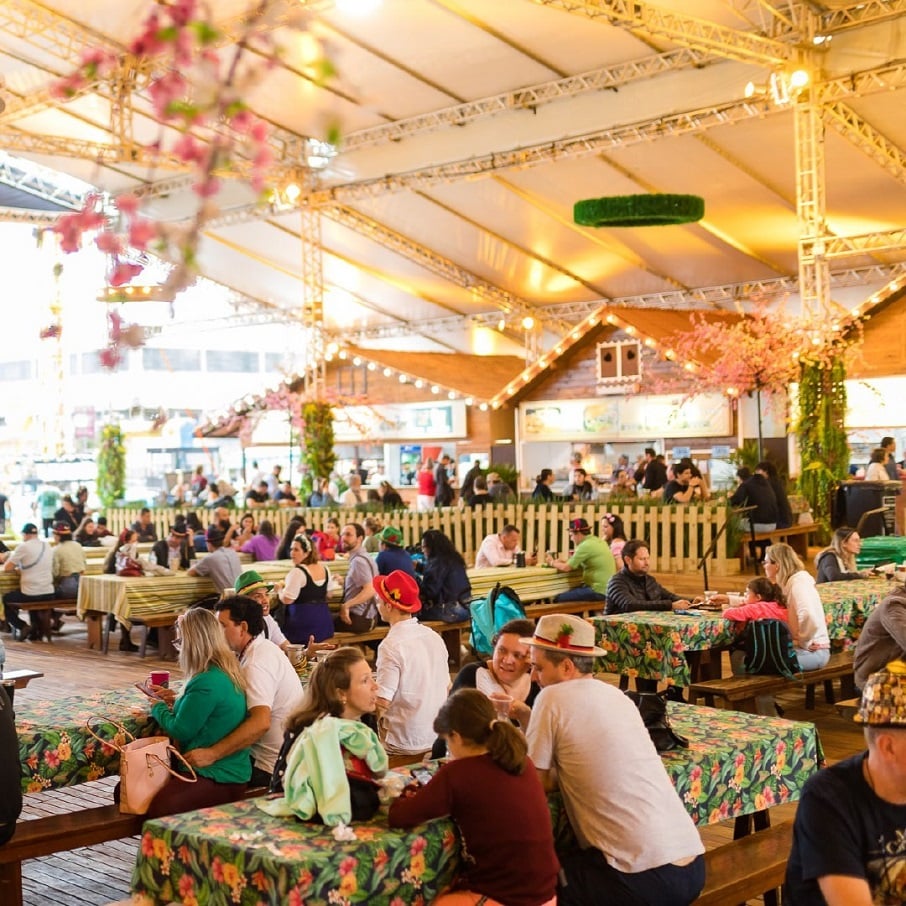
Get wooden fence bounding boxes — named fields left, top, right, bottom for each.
left=108, top=501, right=738, bottom=576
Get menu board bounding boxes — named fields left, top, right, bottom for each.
left=333, top=401, right=466, bottom=441
left=520, top=393, right=731, bottom=440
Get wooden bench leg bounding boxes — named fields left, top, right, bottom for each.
left=618, top=675, right=629, bottom=691
left=157, top=624, right=178, bottom=661
left=441, top=628, right=463, bottom=671
left=0, top=858, right=24, bottom=906
left=85, top=612, right=103, bottom=650
left=805, top=682, right=816, bottom=710
left=823, top=679, right=836, bottom=706
left=138, top=625, right=151, bottom=658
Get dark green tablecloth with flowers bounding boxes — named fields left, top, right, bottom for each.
left=18, top=685, right=158, bottom=793
left=819, top=577, right=889, bottom=648
left=130, top=703, right=821, bottom=905
left=593, top=611, right=743, bottom=685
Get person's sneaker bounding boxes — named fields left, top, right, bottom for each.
left=12, top=627, right=28, bottom=641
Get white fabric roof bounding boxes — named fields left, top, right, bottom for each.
left=1, top=0, right=905, bottom=367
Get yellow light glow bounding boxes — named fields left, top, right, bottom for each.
left=326, top=341, right=339, bottom=355
left=383, top=367, right=392, bottom=377
left=431, top=385, right=439, bottom=394
left=790, top=69, right=810, bottom=90
left=522, top=316, right=535, bottom=331
left=399, top=374, right=407, bottom=383
left=367, top=362, right=376, bottom=371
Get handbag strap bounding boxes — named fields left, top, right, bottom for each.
left=146, top=745, right=198, bottom=783
left=85, top=716, right=136, bottom=752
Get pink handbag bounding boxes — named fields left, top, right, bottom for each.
left=86, top=718, right=197, bottom=814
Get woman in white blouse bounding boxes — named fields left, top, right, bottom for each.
left=763, top=542, right=830, bottom=670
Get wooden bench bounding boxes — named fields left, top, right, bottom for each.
left=334, top=599, right=602, bottom=670
left=0, top=786, right=268, bottom=906
left=740, top=523, right=815, bottom=571
left=9, top=599, right=78, bottom=642
left=695, top=820, right=794, bottom=906
left=689, top=650, right=856, bottom=713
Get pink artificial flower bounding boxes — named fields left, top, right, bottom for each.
left=99, top=347, right=121, bottom=370
left=109, top=261, right=143, bottom=287
left=95, top=231, right=123, bottom=255
left=148, top=71, right=187, bottom=120
left=172, top=133, right=206, bottom=165
left=115, top=193, right=140, bottom=216
left=193, top=176, right=221, bottom=198
left=128, top=217, right=158, bottom=250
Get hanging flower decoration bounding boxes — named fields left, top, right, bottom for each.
left=654, top=299, right=863, bottom=407
left=39, top=324, right=62, bottom=340
left=47, top=0, right=336, bottom=298
left=99, top=310, right=146, bottom=371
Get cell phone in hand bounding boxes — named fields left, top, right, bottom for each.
left=134, top=681, right=162, bottom=700
left=411, top=768, right=433, bottom=786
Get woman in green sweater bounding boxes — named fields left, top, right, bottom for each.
left=144, top=607, right=251, bottom=817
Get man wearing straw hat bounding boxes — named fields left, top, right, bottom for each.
left=785, top=660, right=906, bottom=905
left=523, top=614, right=704, bottom=905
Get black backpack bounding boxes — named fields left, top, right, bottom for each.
left=741, top=619, right=801, bottom=679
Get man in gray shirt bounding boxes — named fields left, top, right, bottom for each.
left=188, top=525, right=241, bottom=594
left=334, top=522, right=378, bottom=633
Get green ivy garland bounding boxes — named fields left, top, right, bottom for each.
left=97, top=424, right=126, bottom=507
left=301, top=401, right=336, bottom=481
left=573, top=194, right=705, bottom=227
left=796, top=358, right=849, bottom=542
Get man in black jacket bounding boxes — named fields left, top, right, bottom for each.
left=605, top=540, right=692, bottom=615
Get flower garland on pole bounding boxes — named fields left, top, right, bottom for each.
left=97, top=424, right=126, bottom=507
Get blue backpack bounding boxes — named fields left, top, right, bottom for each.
left=469, top=583, right=526, bottom=657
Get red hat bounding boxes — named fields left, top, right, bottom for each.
left=373, top=570, right=422, bottom=613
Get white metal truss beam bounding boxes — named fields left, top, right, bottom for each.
left=822, top=101, right=906, bottom=186
left=802, top=228, right=906, bottom=261
left=342, top=47, right=718, bottom=151
left=532, top=0, right=793, bottom=66
left=818, top=0, right=906, bottom=34
left=0, top=155, right=84, bottom=208
left=0, top=206, right=59, bottom=225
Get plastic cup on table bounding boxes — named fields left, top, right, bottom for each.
left=487, top=691, right=513, bottom=720
left=726, top=593, right=743, bottom=607
left=149, top=670, right=170, bottom=688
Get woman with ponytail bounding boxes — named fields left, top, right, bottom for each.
left=389, top=688, right=558, bottom=906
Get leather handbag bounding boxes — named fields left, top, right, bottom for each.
left=86, top=718, right=197, bottom=814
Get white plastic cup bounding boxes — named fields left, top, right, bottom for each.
left=487, top=691, right=513, bottom=720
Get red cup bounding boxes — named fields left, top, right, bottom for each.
left=150, top=670, right=170, bottom=688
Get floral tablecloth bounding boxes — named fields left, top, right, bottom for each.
left=130, top=703, right=821, bottom=906
left=132, top=797, right=459, bottom=906
left=18, top=685, right=159, bottom=793
left=593, top=611, right=743, bottom=685
left=819, top=577, right=889, bottom=648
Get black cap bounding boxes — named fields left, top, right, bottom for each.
left=21, top=523, right=38, bottom=535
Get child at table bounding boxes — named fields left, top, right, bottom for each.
left=723, top=576, right=790, bottom=715
left=389, top=689, right=559, bottom=906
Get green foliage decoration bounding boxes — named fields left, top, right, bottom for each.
left=573, top=194, right=704, bottom=227
left=301, top=401, right=336, bottom=481
left=796, top=358, right=849, bottom=542
left=97, top=424, right=126, bottom=507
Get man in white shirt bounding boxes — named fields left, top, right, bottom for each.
left=340, top=474, right=365, bottom=508
left=2, top=523, right=55, bottom=641
left=524, top=613, right=705, bottom=905
left=373, top=570, right=449, bottom=765
left=187, top=597, right=304, bottom=786
left=475, top=524, right=534, bottom=569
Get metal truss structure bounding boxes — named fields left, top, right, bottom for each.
left=0, top=0, right=904, bottom=356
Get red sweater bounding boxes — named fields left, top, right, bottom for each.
left=389, top=754, right=558, bottom=906
left=723, top=600, right=788, bottom=623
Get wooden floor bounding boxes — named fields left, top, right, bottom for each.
left=7, top=557, right=865, bottom=906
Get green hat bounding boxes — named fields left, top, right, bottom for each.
left=234, top=570, right=274, bottom=596
left=379, top=525, right=404, bottom=546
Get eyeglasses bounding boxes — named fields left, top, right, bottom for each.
left=172, top=635, right=183, bottom=651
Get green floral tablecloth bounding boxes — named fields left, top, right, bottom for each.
left=18, top=685, right=159, bottom=793
left=130, top=704, right=821, bottom=906
left=132, top=797, right=459, bottom=906
left=593, top=611, right=743, bottom=685
left=819, top=577, right=889, bottom=648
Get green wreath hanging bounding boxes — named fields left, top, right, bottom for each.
left=574, top=194, right=704, bottom=227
